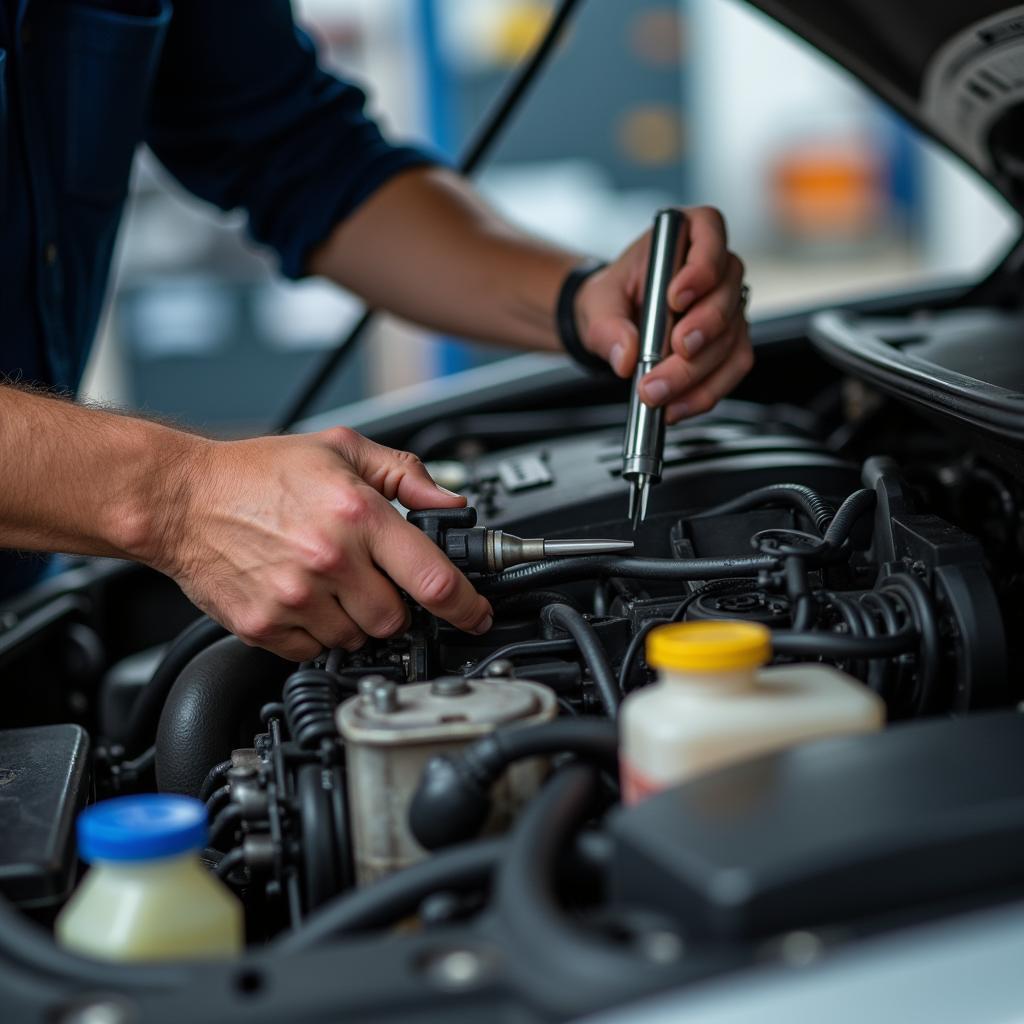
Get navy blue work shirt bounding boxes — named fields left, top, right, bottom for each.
left=0, top=0, right=434, bottom=599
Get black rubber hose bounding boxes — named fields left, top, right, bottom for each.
left=275, top=837, right=507, bottom=951
left=772, top=628, right=917, bottom=658
left=542, top=605, right=619, bottom=718
left=205, top=784, right=231, bottom=818
left=214, top=847, right=247, bottom=882
left=494, top=765, right=641, bottom=984
left=275, top=0, right=585, bottom=431
left=207, top=805, right=243, bottom=851
left=198, top=759, right=233, bottom=802
left=155, top=636, right=291, bottom=796
left=690, top=483, right=836, bottom=534
left=409, top=719, right=618, bottom=850
left=121, top=615, right=227, bottom=755
left=822, top=488, right=877, bottom=549
left=785, top=556, right=815, bottom=631
left=480, top=554, right=777, bottom=598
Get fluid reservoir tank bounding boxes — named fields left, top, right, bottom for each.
left=620, top=620, right=885, bottom=804
left=338, top=673, right=556, bottom=883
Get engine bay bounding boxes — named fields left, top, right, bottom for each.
left=4, top=345, right=1024, bottom=1020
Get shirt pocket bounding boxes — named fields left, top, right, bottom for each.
left=62, top=1, right=171, bottom=204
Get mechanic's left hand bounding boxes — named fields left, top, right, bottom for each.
left=574, top=206, right=752, bottom=424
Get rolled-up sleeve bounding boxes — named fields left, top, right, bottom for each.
left=147, top=0, right=437, bottom=278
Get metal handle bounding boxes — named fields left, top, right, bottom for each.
left=622, top=208, right=687, bottom=485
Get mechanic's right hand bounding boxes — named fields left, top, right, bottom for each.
left=155, top=427, right=494, bottom=661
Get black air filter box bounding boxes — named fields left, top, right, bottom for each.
left=607, top=712, right=1024, bottom=940
left=0, top=724, right=90, bottom=908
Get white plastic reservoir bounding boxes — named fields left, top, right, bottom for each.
left=620, top=620, right=885, bottom=804
left=56, top=794, right=242, bottom=960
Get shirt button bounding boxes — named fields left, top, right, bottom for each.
left=44, top=242, right=58, bottom=267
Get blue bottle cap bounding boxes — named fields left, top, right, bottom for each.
left=77, top=795, right=208, bottom=863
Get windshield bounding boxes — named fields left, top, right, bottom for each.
left=81, top=0, right=1020, bottom=434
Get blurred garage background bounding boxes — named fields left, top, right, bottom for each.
left=81, top=0, right=1021, bottom=435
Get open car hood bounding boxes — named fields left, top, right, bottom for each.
left=751, top=0, right=1024, bottom=207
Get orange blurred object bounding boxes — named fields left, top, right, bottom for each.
left=771, top=139, right=886, bottom=242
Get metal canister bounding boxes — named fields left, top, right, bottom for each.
left=337, top=675, right=557, bottom=884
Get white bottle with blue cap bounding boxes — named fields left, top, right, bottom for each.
left=56, top=794, right=243, bottom=960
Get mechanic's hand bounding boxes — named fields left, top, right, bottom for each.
left=160, top=428, right=494, bottom=661
left=575, top=206, right=752, bottom=424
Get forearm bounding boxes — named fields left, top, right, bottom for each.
left=307, top=166, right=580, bottom=352
left=0, top=385, right=200, bottom=567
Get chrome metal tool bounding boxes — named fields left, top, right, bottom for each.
left=408, top=507, right=634, bottom=573
left=622, top=208, right=687, bottom=530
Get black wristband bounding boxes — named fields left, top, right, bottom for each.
left=555, top=260, right=610, bottom=374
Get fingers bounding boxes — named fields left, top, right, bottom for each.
left=664, top=325, right=755, bottom=424
left=668, top=206, right=729, bottom=313
left=668, top=252, right=745, bottom=361
left=323, top=426, right=465, bottom=510
left=639, top=317, right=741, bottom=407
left=333, top=549, right=413, bottom=640
left=301, top=598, right=367, bottom=652
left=239, top=624, right=324, bottom=663
left=370, top=511, right=493, bottom=635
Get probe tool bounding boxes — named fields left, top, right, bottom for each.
left=408, top=507, right=633, bottom=574
left=622, top=208, right=687, bottom=530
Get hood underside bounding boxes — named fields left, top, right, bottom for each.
left=749, top=0, right=1024, bottom=208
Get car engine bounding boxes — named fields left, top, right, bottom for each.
left=3, top=365, right=1024, bottom=1021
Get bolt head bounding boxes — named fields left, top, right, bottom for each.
left=431, top=676, right=472, bottom=698
left=372, top=681, right=399, bottom=714
left=484, top=658, right=515, bottom=679
left=358, top=674, right=388, bottom=699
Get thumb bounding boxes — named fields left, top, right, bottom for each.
left=586, top=315, right=639, bottom=377
left=324, top=428, right=465, bottom=509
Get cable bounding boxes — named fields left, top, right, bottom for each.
left=465, top=637, right=579, bottom=678
left=214, top=847, right=248, bottom=883
left=198, top=759, right=233, bottom=803
left=542, top=605, right=619, bottom=718
left=772, top=628, right=917, bottom=659
left=205, top=784, right=231, bottom=819
left=409, top=719, right=618, bottom=850
left=690, top=483, right=836, bottom=535
left=122, top=615, right=227, bottom=755
left=275, top=0, right=587, bottom=431
left=479, top=554, right=778, bottom=598
left=207, top=805, right=243, bottom=851
left=275, top=837, right=506, bottom=951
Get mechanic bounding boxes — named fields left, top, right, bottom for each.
left=0, top=1, right=752, bottom=660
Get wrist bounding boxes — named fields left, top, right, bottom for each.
left=555, top=260, right=610, bottom=373
left=113, top=425, right=215, bottom=574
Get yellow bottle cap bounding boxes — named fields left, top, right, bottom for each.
left=646, top=620, right=772, bottom=673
